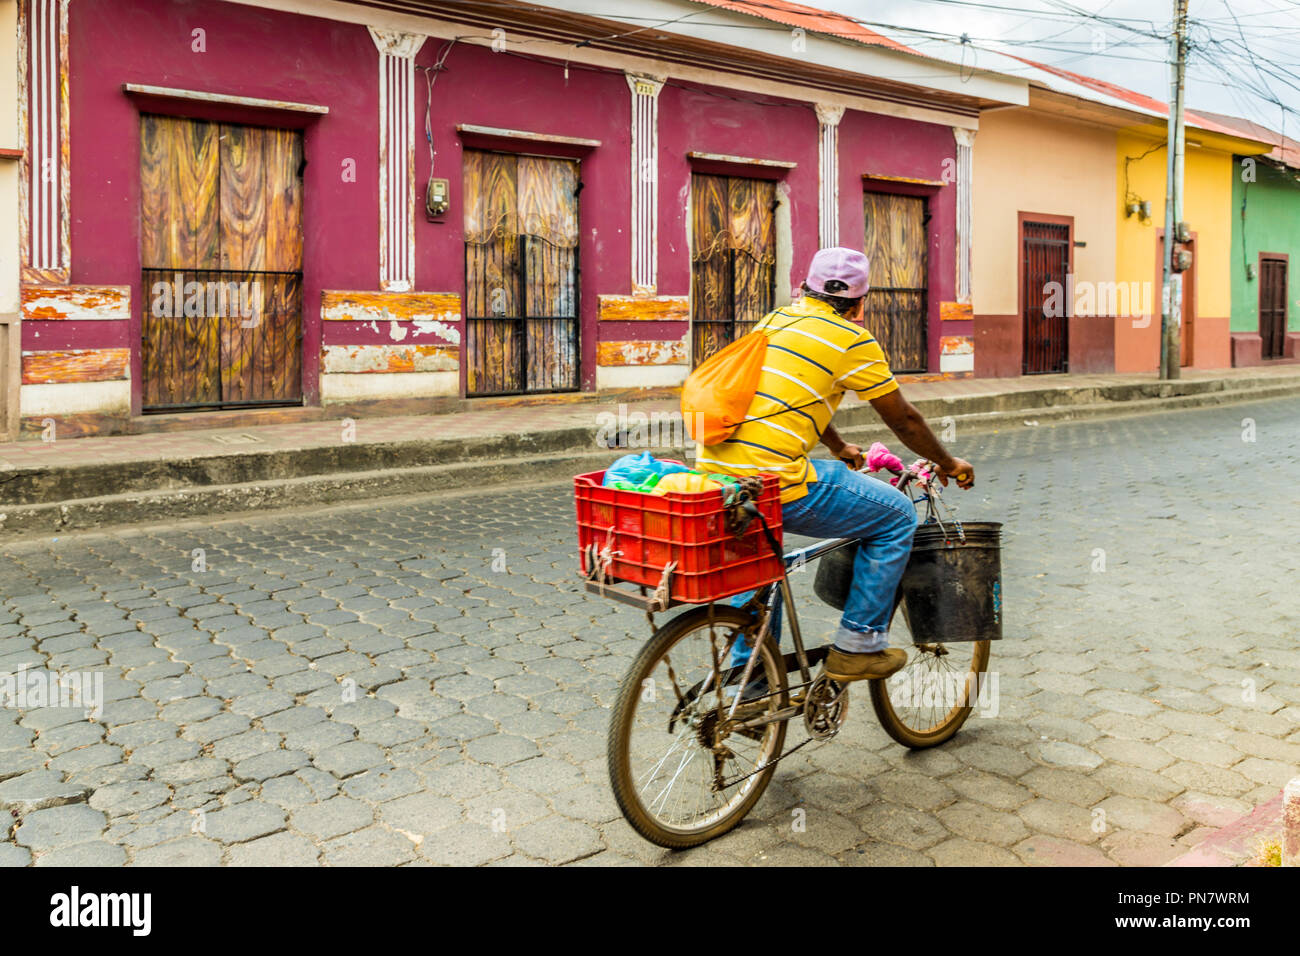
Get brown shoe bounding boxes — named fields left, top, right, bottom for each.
left=824, top=647, right=907, bottom=682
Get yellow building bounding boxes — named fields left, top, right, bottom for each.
left=970, top=55, right=1270, bottom=377
left=1114, top=126, right=1262, bottom=372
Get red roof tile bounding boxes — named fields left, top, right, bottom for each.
left=1003, top=53, right=1265, bottom=142
left=687, top=0, right=920, bottom=55
left=1192, top=110, right=1300, bottom=168
left=690, top=0, right=1277, bottom=152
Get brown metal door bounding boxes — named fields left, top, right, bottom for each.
left=139, top=116, right=303, bottom=411
left=1260, top=256, right=1288, bottom=360
left=690, top=174, right=776, bottom=365
left=463, top=150, right=580, bottom=396
left=1021, top=220, right=1070, bottom=374
left=863, top=192, right=928, bottom=372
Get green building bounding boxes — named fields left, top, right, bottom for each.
left=1201, top=112, right=1300, bottom=366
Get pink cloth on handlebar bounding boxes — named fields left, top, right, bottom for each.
left=867, top=442, right=903, bottom=474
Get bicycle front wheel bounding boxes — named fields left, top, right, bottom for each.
left=608, top=605, right=788, bottom=849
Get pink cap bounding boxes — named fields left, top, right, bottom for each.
left=806, top=247, right=871, bottom=298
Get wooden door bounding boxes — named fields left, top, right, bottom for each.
left=690, top=174, right=776, bottom=366
left=1260, top=255, right=1288, bottom=360
left=463, top=150, right=579, bottom=396
left=1021, top=220, right=1070, bottom=374
left=863, top=192, right=928, bottom=372
left=140, top=115, right=303, bottom=410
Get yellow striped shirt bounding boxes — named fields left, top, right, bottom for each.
left=696, top=296, right=898, bottom=503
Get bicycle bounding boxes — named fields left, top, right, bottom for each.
left=598, top=462, right=994, bottom=849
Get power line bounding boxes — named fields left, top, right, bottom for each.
left=496, top=9, right=1182, bottom=67
left=1040, top=0, right=1165, bottom=38
left=408, top=0, right=1299, bottom=132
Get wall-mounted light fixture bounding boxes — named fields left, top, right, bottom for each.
left=1125, top=200, right=1153, bottom=223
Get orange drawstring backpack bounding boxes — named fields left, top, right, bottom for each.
left=680, top=332, right=768, bottom=445
left=680, top=328, right=821, bottom=444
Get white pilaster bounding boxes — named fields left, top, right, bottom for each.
left=954, top=127, right=975, bottom=304
left=626, top=72, right=664, bottom=294
left=19, top=0, right=70, bottom=283
left=815, top=104, right=845, bottom=250
left=370, top=28, right=426, bottom=292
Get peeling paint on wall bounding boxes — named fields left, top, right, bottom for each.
left=322, top=291, right=463, bottom=349
left=20, top=285, right=131, bottom=320
left=410, top=319, right=461, bottom=344
left=322, top=343, right=458, bottom=374
left=939, top=335, right=974, bottom=355
left=597, top=339, right=688, bottom=366
left=940, top=301, right=973, bottom=322
left=322, top=291, right=461, bottom=323
left=597, top=294, right=689, bottom=323
left=938, top=334, right=974, bottom=373
left=22, top=348, right=131, bottom=384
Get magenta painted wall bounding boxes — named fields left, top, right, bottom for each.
left=839, top=110, right=958, bottom=372
left=410, top=41, right=631, bottom=392
left=70, top=0, right=378, bottom=411
left=63, top=0, right=962, bottom=415
left=656, top=82, right=820, bottom=298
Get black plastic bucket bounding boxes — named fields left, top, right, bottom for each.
left=812, top=521, right=1003, bottom=643
left=813, top=543, right=858, bottom=611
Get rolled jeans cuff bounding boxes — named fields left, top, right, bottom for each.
left=833, top=625, right=889, bottom=653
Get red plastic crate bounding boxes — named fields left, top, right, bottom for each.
left=575, top=470, right=785, bottom=604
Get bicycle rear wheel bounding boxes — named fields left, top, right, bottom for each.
left=608, top=605, right=788, bottom=849
left=869, top=601, right=991, bottom=748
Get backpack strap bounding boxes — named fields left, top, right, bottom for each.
left=740, top=395, right=824, bottom=426
left=738, top=314, right=827, bottom=426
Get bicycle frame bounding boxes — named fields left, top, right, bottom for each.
left=755, top=536, right=859, bottom=688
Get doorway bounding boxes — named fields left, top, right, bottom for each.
left=463, top=150, right=580, bottom=396
left=1020, top=218, right=1071, bottom=374
left=139, top=115, right=304, bottom=411
left=690, top=173, right=776, bottom=366
left=863, top=191, right=928, bottom=372
left=1259, top=253, right=1288, bottom=360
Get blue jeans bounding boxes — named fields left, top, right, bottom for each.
left=730, top=459, right=918, bottom=661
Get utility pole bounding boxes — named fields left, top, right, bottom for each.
left=1160, top=0, right=1189, bottom=380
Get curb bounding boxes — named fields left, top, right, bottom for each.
left=1, top=377, right=1298, bottom=540
left=7, top=373, right=1299, bottom=508
left=0, top=450, right=616, bottom=541
left=1165, top=791, right=1286, bottom=867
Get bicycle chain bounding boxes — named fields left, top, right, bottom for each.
left=719, top=735, right=819, bottom=791
left=715, top=677, right=849, bottom=791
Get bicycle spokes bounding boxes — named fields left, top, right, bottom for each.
left=620, top=615, right=784, bottom=834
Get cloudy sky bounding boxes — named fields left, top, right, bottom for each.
left=825, top=0, right=1300, bottom=134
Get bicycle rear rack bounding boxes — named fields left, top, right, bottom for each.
left=581, top=577, right=684, bottom=613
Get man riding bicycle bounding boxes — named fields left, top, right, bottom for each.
left=698, top=247, right=975, bottom=683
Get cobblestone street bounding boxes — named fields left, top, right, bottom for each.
left=2, top=397, right=1298, bottom=867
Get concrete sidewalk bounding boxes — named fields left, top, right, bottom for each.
left=2, top=365, right=1299, bottom=538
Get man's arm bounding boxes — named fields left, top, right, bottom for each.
left=868, top=389, right=974, bottom=488
left=819, top=423, right=865, bottom=470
